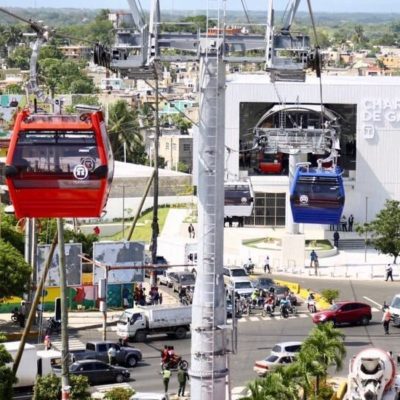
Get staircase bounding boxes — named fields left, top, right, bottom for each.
left=335, top=239, right=372, bottom=250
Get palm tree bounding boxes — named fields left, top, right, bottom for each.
left=243, top=366, right=300, bottom=400
left=107, top=100, right=145, bottom=164
left=301, top=322, right=346, bottom=394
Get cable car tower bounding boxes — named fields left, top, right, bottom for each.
left=95, top=0, right=322, bottom=398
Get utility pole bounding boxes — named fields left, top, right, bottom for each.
left=151, top=66, right=160, bottom=287
left=57, top=218, right=70, bottom=400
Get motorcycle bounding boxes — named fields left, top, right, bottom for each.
left=307, top=299, right=317, bottom=313
left=280, top=302, right=290, bottom=318
left=243, top=262, right=255, bottom=275
left=262, top=302, right=274, bottom=317
left=45, top=317, right=61, bottom=335
left=161, top=355, right=189, bottom=371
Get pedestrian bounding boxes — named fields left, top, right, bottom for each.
left=108, top=345, right=117, bottom=365
left=264, top=255, right=270, bottom=274
left=159, top=292, right=163, bottom=305
left=162, top=366, right=171, bottom=393
left=19, top=301, right=26, bottom=328
left=333, top=231, right=340, bottom=248
left=177, top=365, right=190, bottom=397
left=382, top=305, right=392, bottom=335
left=310, top=250, right=318, bottom=272
left=341, top=215, right=347, bottom=232
left=188, top=223, right=195, bottom=239
left=44, top=335, right=52, bottom=350
left=385, top=264, right=394, bottom=282
left=348, top=214, right=354, bottom=232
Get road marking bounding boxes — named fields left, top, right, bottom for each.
left=249, top=316, right=260, bottom=322
left=52, top=334, right=85, bottom=351
left=363, top=296, right=382, bottom=309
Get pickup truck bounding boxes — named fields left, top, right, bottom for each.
left=70, top=340, right=142, bottom=368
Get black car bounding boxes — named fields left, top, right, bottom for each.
left=144, top=255, right=168, bottom=278
left=273, top=286, right=298, bottom=306
left=67, top=360, right=130, bottom=385
left=253, top=277, right=275, bottom=291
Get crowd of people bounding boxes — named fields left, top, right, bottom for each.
left=134, top=284, right=163, bottom=306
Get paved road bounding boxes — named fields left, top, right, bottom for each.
left=45, top=276, right=400, bottom=397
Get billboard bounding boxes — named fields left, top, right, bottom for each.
left=93, top=241, right=145, bottom=284
left=37, top=243, right=82, bottom=287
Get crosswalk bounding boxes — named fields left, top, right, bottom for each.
left=51, top=334, right=85, bottom=351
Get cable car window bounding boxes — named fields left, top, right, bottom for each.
left=294, top=178, right=340, bottom=200
left=12, top=131, right=100, bottom=176
left=224, top=186, right=251, bottom=206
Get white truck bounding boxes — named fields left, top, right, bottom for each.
left=157, top=237, right=197, bottom=271
left=4, top=341, right=61, bottom=389
left=116, top=305, right=192, bottom=342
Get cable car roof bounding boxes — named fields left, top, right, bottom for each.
left=18, top=111, right=98, bottom=131
left=255, top=104, right=337, bottom=128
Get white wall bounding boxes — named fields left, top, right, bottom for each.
left=225, top=74, right=400, bottom=222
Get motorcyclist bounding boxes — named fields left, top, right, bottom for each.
left=306, top=291, right=317, bottom=312
left=280, top=297, right=290, bottom=317
left=251, top=289, right=259, bottom=306
left=264, top=294, right=275, bottom=314
left=244, top=258, right=255, bottom=274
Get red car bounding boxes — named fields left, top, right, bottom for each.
left=312, top=301, right=372, bottom=326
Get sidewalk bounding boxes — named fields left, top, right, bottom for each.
left=0, top=281, right=179, bottom=335
left=160, top=210, right=395, bottom=281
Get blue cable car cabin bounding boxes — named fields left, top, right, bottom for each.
left=290, top=166, right=345, bottom=224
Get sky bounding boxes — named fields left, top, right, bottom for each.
left=2, top=0, right=400, bottom=13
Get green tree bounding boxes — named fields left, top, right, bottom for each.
left=0, top=240, right=31, bottom=300
left=4, top=83, right=24, bottom=94
left=356, top=200, right=400, bottom=263
left=320, top=289, right=339, bottom=305
left=6, top=45, right=32, bottom=69
left=301, top=322, right=346, bottom=394
left=39, top=44, right=65, bottom=61
left=38, top=58, right=96, bottom=95
left=86, top=9, right=114, bottom=45
left=244, top=365, right=299, bottom=400
left=33, top=374, right=90, bottom=400
left=171, top=114, right=192, bottom=134
left=0, top=333, right=17, bottom=400
left=0, top=210, right=25, bottom=254
left=108, top=100, right=145, bottom=164
left=104, top=387, right=135, bottom=400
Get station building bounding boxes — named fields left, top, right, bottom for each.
left=224, top=74, right=400, bottom=229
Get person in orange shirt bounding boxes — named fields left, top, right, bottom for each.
left=382, top=305, right=392, bottom=335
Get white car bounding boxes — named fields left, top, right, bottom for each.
left=158, top=270, right=176, bottom=287
left=227, top=278, right=255, bottom=297
left=271, top=341, right=302, bottom=356
left=223, top=266, right=248, bottom=285
left=253, top=354, right=296, bottom=377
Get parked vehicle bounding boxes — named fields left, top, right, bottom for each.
left=117, top=305, right=192, bottom=342
left=253, top=354, right=296, bottom=377
left=4, top=341, right=61, bottom=389
left=144, top=255, right=168, bottom=278
left=312, top=301, right=372, bottom=326
left=65, top=360, right=130, bottom=385
left=389, top=294, right=400, bottom=326
left=158, top=270, right=176, bottom=287
left=170, top=272, right=196, bottom=293
left=70, top=341, right=142, bottom=368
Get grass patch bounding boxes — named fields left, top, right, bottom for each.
left=102, top=208, right=170, bottom=242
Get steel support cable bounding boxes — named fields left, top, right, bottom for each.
left=240, top=0, right=252, bottom=25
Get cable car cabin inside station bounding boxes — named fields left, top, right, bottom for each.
left=290, top=166, right=345, bottom=225
left=224, top=182, right=254, bottom=227
left=5, top=110, right=114, bottom=218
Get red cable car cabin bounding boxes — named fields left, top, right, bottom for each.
left=5, top=110, right=114, bottom=218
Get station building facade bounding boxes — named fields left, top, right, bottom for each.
left=224, top=74, right=400, bottom=228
